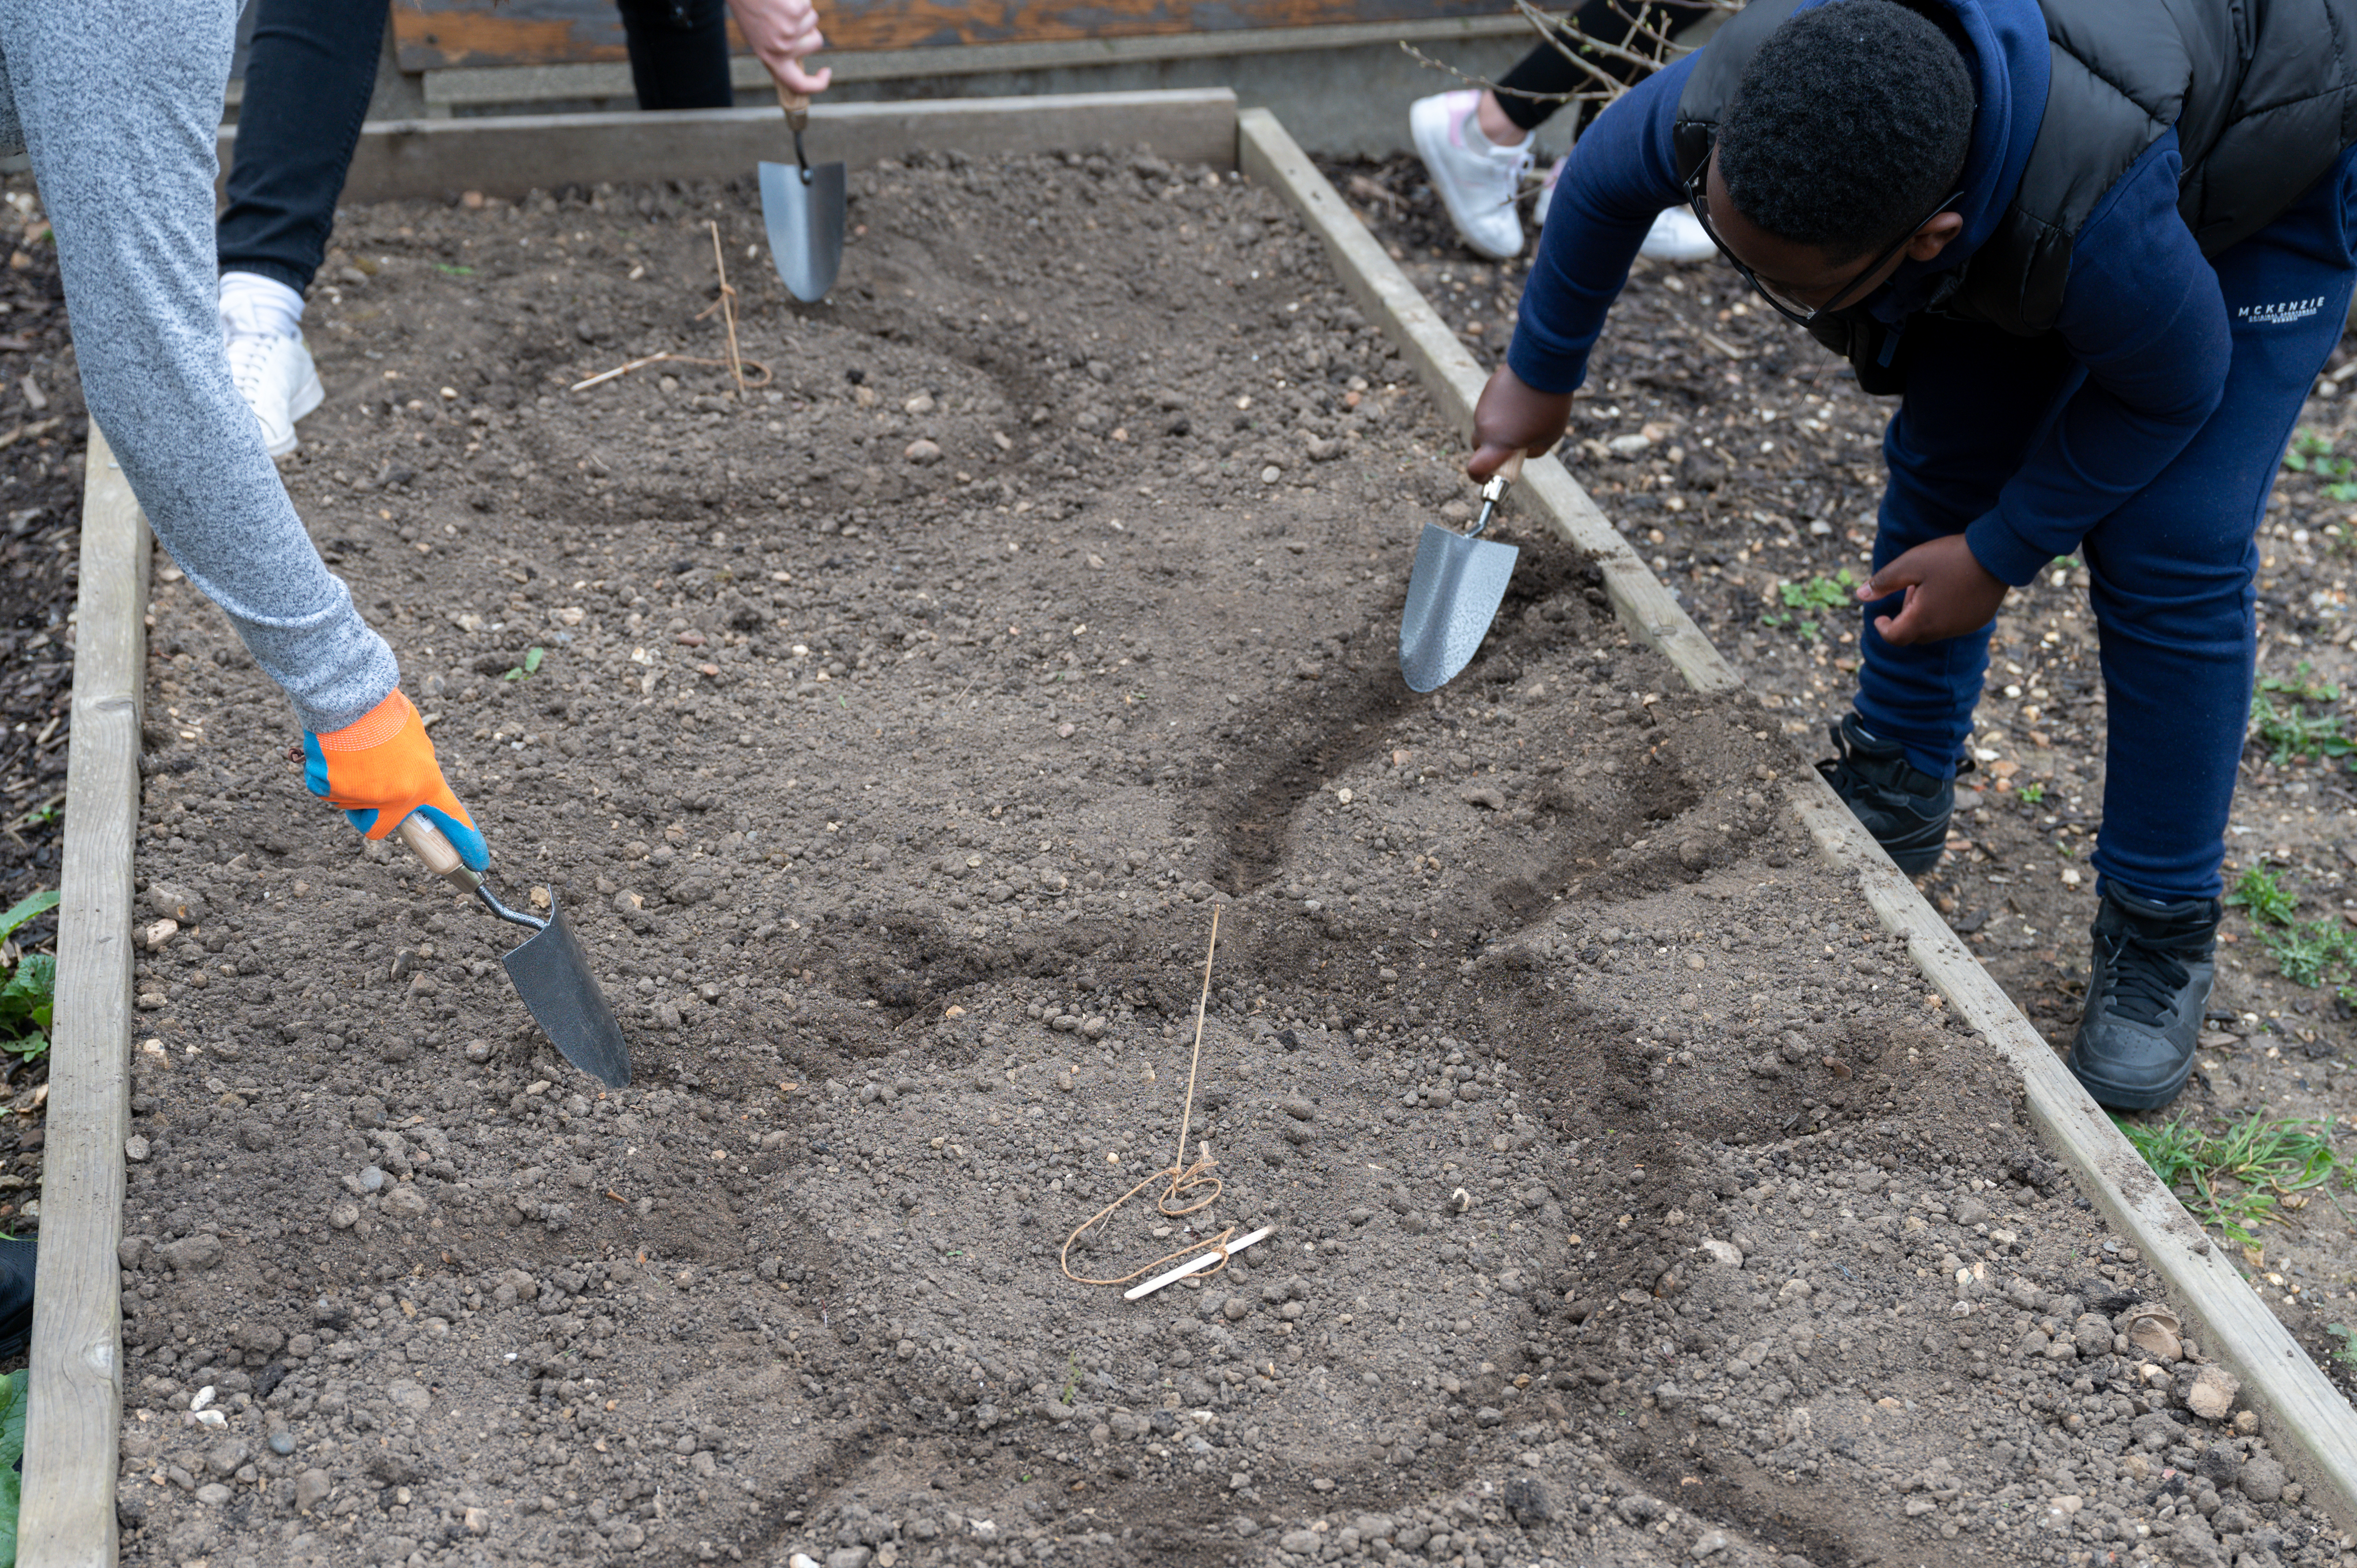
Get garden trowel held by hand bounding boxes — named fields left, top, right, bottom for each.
left=396, top=814, right=632, bottom=1089
left=1400, top=453, right=1523, bottom=692
left=758, top=84, right=846, bottom=302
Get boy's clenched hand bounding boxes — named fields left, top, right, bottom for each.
left=1468, top=363, right=1572, bottom=480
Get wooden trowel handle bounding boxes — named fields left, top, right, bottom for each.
left=397, top=813, right=484, bottom=897
left=1496, top=451, right=1526, bottom=486
left=776, top=83, right=810, bottom=132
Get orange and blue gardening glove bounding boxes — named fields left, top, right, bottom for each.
left=300, top=689, right=489, bottom=871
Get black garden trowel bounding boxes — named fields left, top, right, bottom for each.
left=757, top=84, right=846, bottom=303
left=396, top=814, right=632, bottom=1089
left=1400, top=453, right=1523, bottom=693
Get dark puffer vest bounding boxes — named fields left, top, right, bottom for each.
left=1676, top=0, right=2357, bottom=373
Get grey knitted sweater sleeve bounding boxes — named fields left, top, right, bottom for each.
left=0, top=0, right=395, bottom=734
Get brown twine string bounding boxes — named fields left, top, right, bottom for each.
left=1061, top=907, right=1237, bottom=1288
left=707, top=221, right=748, bottom=399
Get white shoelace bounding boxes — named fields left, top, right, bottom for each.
left=224, top=329, right=287, bottom=403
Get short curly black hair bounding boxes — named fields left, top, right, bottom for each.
left=1716, top=0, right=1975, bottom=263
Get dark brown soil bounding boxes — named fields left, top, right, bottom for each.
left=0, top=178, right=99, bottom=1244
left=106, top=152, right=2341, bottom=1568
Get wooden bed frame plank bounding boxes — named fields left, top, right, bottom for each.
left=19, top=427, right=147, bottom=1568
left=226, top=88, right=1243, bottom=205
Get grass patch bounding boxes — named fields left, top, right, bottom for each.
left=2225, top=864, right=2357, bottom=996
left=2112, top=1110, right=2356, bottom=1247
left=0, top=891, right=56, bottom=1067
left=2250, top=665, right=2354, bottom=765
left=2284, top=429, right=2357, bottom=503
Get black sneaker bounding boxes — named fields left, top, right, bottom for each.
left=2067, top=890, right=2219, bottom=1112
left=1816, top=713, right=1954, bottom=875
left=0, top=1236, right=34, bottom=1359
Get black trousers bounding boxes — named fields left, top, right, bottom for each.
left=219, top=0, right=734, bottom=294
left=1491, top=0, right=1715, bottom=135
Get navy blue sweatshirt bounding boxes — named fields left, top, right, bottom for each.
left=1507, top=0, right=2232, bottom=587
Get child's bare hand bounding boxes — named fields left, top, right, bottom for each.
left=1858, top=535, right=2009, bottom=646
left=731, top=0, right=832, bottom=93
left=1468, top=363, right=1572, bottom=480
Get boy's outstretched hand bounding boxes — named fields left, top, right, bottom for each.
left=1857, top=534, right=2009, bottom=647
left=1468, top=363, right=1572, bottom=480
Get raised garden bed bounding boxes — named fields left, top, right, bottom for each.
left=100, top=143, right=2353, bottom=1568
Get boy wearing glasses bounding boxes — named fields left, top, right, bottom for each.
left=1468, top=0, right=2357, bottom=1113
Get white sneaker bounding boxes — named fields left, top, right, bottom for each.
left=1641, top=205, right=1717, bottom=263
left=224, top=328, right=323, bottom=458
left=1531, top=164, right=1719, bottom=264
left=1410, top=89, right=1532, bottom=261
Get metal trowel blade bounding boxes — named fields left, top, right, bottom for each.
left=499, top=892, right=632, bottom=1088
left=760, top=158, right=847, bottom=303
left=1399, top=523, right=1520, bottom=692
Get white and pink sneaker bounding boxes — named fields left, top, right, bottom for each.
left=1409, top=89, right=1533, bottom=261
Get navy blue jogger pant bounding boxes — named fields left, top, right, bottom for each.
left=1852, top=147, right=2357, bottom=904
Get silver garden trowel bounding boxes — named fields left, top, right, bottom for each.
left=1400, top=452, right=1523, bottom=693
left=397, top=814, right=632, bottom=1089
left=758, top=85, right=846, bottom=303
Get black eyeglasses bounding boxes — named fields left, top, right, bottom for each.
left=1682, top=165, right=1963, bottom=326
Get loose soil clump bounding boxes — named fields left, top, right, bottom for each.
left=114, top=153, right=2340, bottom=1567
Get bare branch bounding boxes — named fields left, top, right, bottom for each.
left=1401, top=0, right=1737, bottom=118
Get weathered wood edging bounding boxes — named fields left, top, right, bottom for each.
left=20, top=427, right=146, bottom=1567
left=217, top=88, right=1244, bottom=205
left=1237, top=105, right=2357, bottom=1534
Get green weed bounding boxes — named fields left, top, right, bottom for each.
left=2250, top=666, right=2355, bottom=765
left=0, top=1368, right=21, bottom=1562
left=2018, top=783, right=2046, bottom=806
left=2284, top=429, right=2357, bottom=502
left=2251, top=696, right=2353, bottom=764
left=2112, top=1111, right=2356, bottom=1247
left=2329, top=1324, right=2357, bottom=1373
left=2262, top=919, right=2357, bottom=992
left=1781, top=570, right=1857, bottom=613
left=2228, top=864, right=2301, bottom=926
left=2260, top=663, right=2340, bottom=703
left=502, top=647, right=545, bottom=682
left=1059, top=1353, right=1081, bottom=1405
left=2226, top=864, right=2357, bottom=994
left=1759, top=570, right=1857, bottom=641
left=0, top=890, right=57, bottom=1065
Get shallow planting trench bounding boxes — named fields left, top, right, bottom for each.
left=107, top=152, right=2346, bottom=1568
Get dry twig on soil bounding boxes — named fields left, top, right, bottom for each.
left=708, top=220, right=748, bottom=400
left=1060, top=908, right=1239, bottom=1289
